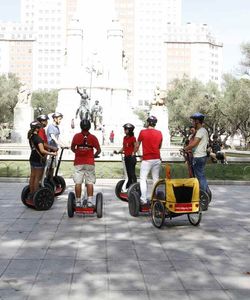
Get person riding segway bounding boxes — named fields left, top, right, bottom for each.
left=67, top=119, right=103, bottom=218
left=21, top=121, right=57, bottom=210
left=184, top=112, right=212, bottom=210
left=129, top=115, right=163, bottom=217
left=36, top=114, right=66, bottom=196
left=114, top=123, right=140, bottom=201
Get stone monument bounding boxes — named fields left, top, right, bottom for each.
left=12, top=85, right=34, bottom=143
left=56, top=4, right=142, bottom=146
left=150, top=87, right=170, bottom=147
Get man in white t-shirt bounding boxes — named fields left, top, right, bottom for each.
left=184, top=112, right=209, bottom=192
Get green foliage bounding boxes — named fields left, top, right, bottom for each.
left=240, top=42, right=250, bottom=68
left=0, top=73, right=21, bottom=123
left=31, top=89, right=58, bottom=118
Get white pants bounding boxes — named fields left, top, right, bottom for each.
left=140, top=159, right=161, bottom=202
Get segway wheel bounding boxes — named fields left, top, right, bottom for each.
left=152, top=200, right=165, bottom=228
left=127, top=182, right=141, bottom=198
left=43, top=178, right=56, bottom=193
left=53, top=175, right=66, bottom=196
left=188, top=211, right=202, bottom=226
left=128, top=191, right=140, bottom=217
left=206, top=186, right=212, bottom=203
left=33, top=188, right=54, bottom=211
left=21, top=185, right=33, bottom=208
left=96, top=192, right=103, bottom=218
left=200, top=189, right=210, bottom=211
left=115, top=179, right=126, bottom=201
left=67, top=192, right=75, bottom=218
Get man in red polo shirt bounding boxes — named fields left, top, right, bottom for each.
left=71, top=119, right=101, bottom=207
left=135, top=116, right=163, bottom=204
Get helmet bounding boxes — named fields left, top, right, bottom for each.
left=80, top=119, right=91, bottom=130
left=52, top=112, right=63, bottom=119
left=123, top=123, right=135, bottom=131
left=147, top=115, right=157, bottom=126
left=95, top=100, right=99, bottom=104
left=190, top=112, right=205, bottom=122
left=37, top=114, right=49, bottom=122
left=30, top=121, right=42, bottom=130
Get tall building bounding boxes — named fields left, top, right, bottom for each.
left=164, top=23, right=223, bottom=86
left=20, top=0, right=67, bottom=90
left=115, top=0, right=182, bottom=106
left=0, top=22, right=35, bottom=89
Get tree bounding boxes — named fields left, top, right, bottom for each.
left=221, top=74, right=250, bottom=148
left=0, top=73, right=21, bottom=124
left=240, top=42, right=250, bottom=69
left=166, top=77, right=223, bottom=141
left=31, top=89, right=58, bottom=118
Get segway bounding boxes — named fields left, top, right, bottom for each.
left=21, top=162, right=54, bottom=211
left=43, top=147, right=67, bottom=196
left=180, top=149, right=212, bottom=211
left=114, top=152, right=140, bottom=202
left=128, top=187, right=150, bottom=217
left=67, top=191, right=103, bottom=218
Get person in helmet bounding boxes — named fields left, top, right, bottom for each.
left=71, top=118, right=101, bottom=207
left=184, top=112, right=209, bottom=192
left=115, top=123, right=137, bottom=189
left=27, top=121, right=57, bottom=199
left=135, top=115, right=163, bottom=205
left=37, top=114, right=57, bottom=152
left=46, top=112, right=64, bottom=177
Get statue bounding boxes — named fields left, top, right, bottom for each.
left=91, top=100, right=103, bottom=130
left=17, top=85, right=31, bottom=106
left=152, top=86, right=164, bottom=106
left=75, top=87, right=90, bottom=120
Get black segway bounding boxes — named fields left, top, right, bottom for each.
left=114, top=152, right=140, bottom=202
left=67, top=191, right=103, bottom=218
left=21, top=164, right=54, bottom=211
left=128, top=187, right=151, bottom=217
left=44, top=147, right=67, bottom=196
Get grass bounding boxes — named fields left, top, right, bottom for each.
left=0, top=160, right=249, bottom=181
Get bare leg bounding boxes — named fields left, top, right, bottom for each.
left=75, top=184, right=82, bottom=198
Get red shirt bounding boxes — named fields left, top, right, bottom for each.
left=123, top=135, right=136, bottom=156
left=138, top=128, right=162, bottom=160
left=38, top=128, right=48, bottom=144
left=71, top=130, right=100, bottom=165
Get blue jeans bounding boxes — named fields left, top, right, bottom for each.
left=192, top=156, right=208, bottom=192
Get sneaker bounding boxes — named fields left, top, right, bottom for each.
left=76, top=200, right=82, bottom=207
left=87, top=202, right=94, bottom=208
left=140, top=199, right=147, bottom=205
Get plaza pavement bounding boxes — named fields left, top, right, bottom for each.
left=0, top=179, right=250, bottom=300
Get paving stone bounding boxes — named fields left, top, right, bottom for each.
left=0, top=182, right=250, bottom=299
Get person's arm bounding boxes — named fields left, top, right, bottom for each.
left=134, top=140, right=141, bottom=153
left=184, top=137, right=200, bottom=151
left=37, top=143, right=56, bottom=156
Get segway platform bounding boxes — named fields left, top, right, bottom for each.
left=67, top=191, right=103, bottom=218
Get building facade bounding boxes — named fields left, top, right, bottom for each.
left=164, top=23, right=223, bottom=87
left=115, top=0, right=182, bottom=106
left=0, top=22, right=35, bottom=89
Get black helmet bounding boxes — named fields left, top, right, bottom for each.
left=190, top=112, right=205, bottom=122
left=52, top=112, right=63, bottom=119
left=80, top=119, right=91, bottom=130
left=123, top=123, right=135, bottom=131
left=37, top=114, right=49, bottom=122
left=30, top=121, right=42, bottom=130
left=147, top=115, right=157, bottom=127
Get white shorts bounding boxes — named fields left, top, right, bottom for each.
left=73, top=164, right=96, bottom=185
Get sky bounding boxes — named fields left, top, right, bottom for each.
left=0, top=0, right=249, bottom=73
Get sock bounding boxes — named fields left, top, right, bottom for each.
left=76, top=197, right=81, bottom=204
